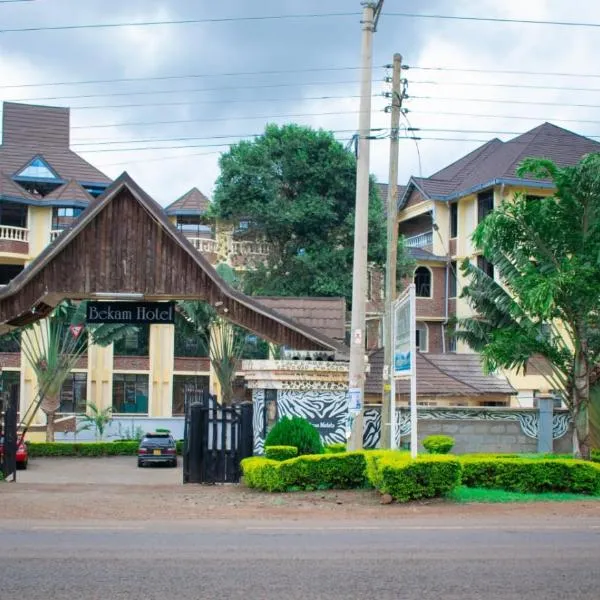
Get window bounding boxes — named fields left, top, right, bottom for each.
left=414, top=266, right=432, bottom=297
left=176, top=216, right=211, bottom=236
left=112, top=374, right=149, bottom=414
left=238, top=220, right=249, bottom=231
left=0, top=264, right=24, bottom=285
left=172, top=375, right=209, bottom=416
left=450, top=203, right=458, bottom=238
left=477, top=255, right=494, bottom=279
left=0, top=370, right=20, bottom=397
left=59, top=372, right=87, bottom=413
left=0, top=201, right=28, bottom=228
left=477, top=190, right=494, bottom=223
left=526, top=195, right=544, bottom=202
left=264, top=389, right=278, bottom=434
left=113, top=325, right=149, bottom=356
left=480, top=401, right=507, bottom=407
left=449, top=261, right=457, bottom=298
left=15, top=157, right=59, bottom=181
left=52, top=206, right=83, bottom=230
left=416, top=322, right=429, bottom=352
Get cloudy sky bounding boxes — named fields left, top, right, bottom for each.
left=1, top=0, right=600, bottom=206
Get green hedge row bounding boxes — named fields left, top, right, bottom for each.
left=265, top=445, right=298, bottom=461
left=27, top=441, right=185, bottom=457
left=460, top=457, right=600, bottom=495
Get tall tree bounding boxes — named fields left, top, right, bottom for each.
left=455, top=154, right=600, bottom=458
left=211, top=123, right=410, bottom=303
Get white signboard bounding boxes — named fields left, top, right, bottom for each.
left=393, top=287, right=414, bottom=377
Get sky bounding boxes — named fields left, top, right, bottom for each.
left=1, top=0, right=600, bottom=206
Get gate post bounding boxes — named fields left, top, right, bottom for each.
left=1, top=384, right=18, bottom=482
left=238, top=402, right=254, bottom=459
left=186, top=403, right=205, bottom=484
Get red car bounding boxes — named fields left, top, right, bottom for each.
left=0, top=436, right=28, bottom=470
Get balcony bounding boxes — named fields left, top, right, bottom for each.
left=188, top=237, right=218, bottom=254
left=405, top=231, right=433, bottom=249
left=50, top=230, right=62, bottom=242
left=0, top=225, right=29, bottom=243
left=232, top=241, right=271, bottom=256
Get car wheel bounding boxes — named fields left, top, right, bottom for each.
left=172, top=459, right=178, bottom=468
left=17, top=461, right=27, bottom=470
left=137, top=460, right=144, bottom=468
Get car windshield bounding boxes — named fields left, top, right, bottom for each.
left=142, top=436, right=173, bottom=446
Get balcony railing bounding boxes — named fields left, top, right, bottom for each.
left=232, top=241, right=272, bottom=256
left=50, top=230, right=62, bottom=242
left=405, top=231, right=433, bottom=248
left=188, top=237, right=218, bottom=253
left=0, top=225, right=29, bottom=243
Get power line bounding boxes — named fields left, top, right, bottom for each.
left=405, top=127, right=600, bottom=139
left=408, top=79, right=600, bottom=94
left=409, top=95, right=600, bottom=109
left=408, top=65, right=600, bottom=80
left=0, top=66, right=381, bottom=90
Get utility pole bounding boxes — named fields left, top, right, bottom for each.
left=347, top=0, right=384, bottom=451
left=381, top=53, right=402, bottom=449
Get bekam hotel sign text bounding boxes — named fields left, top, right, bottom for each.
left=86, top=301, right=176, bottom=325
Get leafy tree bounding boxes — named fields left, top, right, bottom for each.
left=211, top=123, right=410, bottom=303
left=454, top=154, right=600, bottom=458
left=11, top=301, right=136, bottom=442
left=77, top=402, right=113, bottom=440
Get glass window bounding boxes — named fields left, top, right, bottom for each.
left=477, top=190, right=494, bottom=223
left=414, top=266, right=432, bottom=297
left=416, top=322, right=428, bottom=352
left=176, top=216, right=211, bottom=236
left=264, top=389, right=278, bottom=434
left=450, top=203, right=458, bottom=238
left=113, top=325, right=149, bottom=356
left=0, top=370, right=20, bottom=397
left=0, top=264, right=24, bottom=285
left=112, top=374, right=149, bottom=414
left=0, top=332, right=20, bottom=353
left=477, top=255, right=494, bottom=279
left=59, top=372, right=87, bottom=413
left=52, top=207, right=83, bottom=230
left=449, top=261, right=457, bottom=298
left=16, top=157, right=58, bottom=180
left=172, top=375, right=209, bottom=416
left=0, top=201, right=28, bottom=228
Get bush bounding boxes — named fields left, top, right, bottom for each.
left=460, top=457, right=600, bottom=495
left=265, top=445, right=298, bottom=461
left=28, top=441, right=139, bottom=457
left=242, top=452, right=368, bottom=492
left=265, top=417, right=323, bottom=456
left=423, top=435, right=455, bottom=454
left=591, top=449, right=600, bottom=464
left=324, top=443, right=347, bottom=454
left=366, top=452, right=462, bottom=503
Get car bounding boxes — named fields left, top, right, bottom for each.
left=0, top=435, right=28, bottom=470
left=137, top=432, right=178, bottom=468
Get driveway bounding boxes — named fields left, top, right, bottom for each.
left=16, top=456, right=183, bottom=485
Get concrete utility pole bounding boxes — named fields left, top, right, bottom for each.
left=381, top=53, right=402, bottom=449
left=347, top=0, right=384, bottom=451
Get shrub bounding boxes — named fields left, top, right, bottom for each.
left=265, top=445, right=298, bottom=461
left=460, top=457, right=600, bottom=495
left=265, top=417, right=323, bottom=456
left=27, top=441, right=139, bottom=457
left=366, top=452, right=462, bottom=502
left=324, top=443, right=347, bottom=454
left=242, top=452, right=367, bottom=492
left=591, top=449, right=600, bottom=464
left=423, top=435, right=455, bottom=454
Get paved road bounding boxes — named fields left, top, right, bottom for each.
left=1, top=518, right=599, bottom=600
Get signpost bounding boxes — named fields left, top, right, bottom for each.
left=392, top=284, right=417, bottom=457
left=86, top=301, right=175, bottom=324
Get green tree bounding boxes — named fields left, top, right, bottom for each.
left=454, top=154, right=600, bottom=458
left=12, top=301, right=136, bottom=442
left=211, top=123, right=410, bottom=303
left=77, top=402, right=113, bottom=440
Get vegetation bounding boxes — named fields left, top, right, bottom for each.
left=264, top=416, right=324, bottom=456
left=26, top=440, right=185, bottom=457
left=211, top=123, right=412, bottom=304
left=422, top=435, right=455, bottom=454
left=264, top=445, right=298, bottom=461
left=450, top=486, right=600, bottom=503
left=455, top=154, right=600, bottom=459
left=76, top=402, right=113, bottom=440
left=324, top=443, right=347, bottom=454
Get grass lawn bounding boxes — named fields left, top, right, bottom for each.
left=450, top=486, right=600, bottom=504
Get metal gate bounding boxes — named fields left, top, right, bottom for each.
left=1, top=384, right=19, bottom=482
left=183, top=399, right=253, bottom=484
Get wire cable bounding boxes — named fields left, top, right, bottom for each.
left=408, top=79, right=600, bottom=94
left=406, top=110, right=600, bottom=127
left=408, top=65, right=600, bottom=80
left=409, top=95, right=600, bottom=110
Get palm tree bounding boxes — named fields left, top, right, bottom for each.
left=15, top=300, right=137, bottom=441
left=77, top=402, right=113, bottom=440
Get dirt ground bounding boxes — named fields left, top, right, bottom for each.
left=2, top=456, right=600, bottom=522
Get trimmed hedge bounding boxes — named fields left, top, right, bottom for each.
left=423, top=435, right=455, bottom=454
left=28, top=441, right=140, bottom=457
left=265, top=445, right=298, bottom=461
left=366, top=452, right=462, bottom=502
left=460, top=457, right=600, bottom=495
left=591, top=449, right=600, bottom=463
left=324, top=443, right=347, bottom=454
left=242, top=452, right=368, bottom=492
left=265, top=417, right=324, bottom=456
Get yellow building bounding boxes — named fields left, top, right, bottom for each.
left=396, top=123, right=600, bottom=407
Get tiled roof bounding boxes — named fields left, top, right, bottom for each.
left=253, top=296, right=346, bottom=342
left=165, top=187, right=210, bottom=215
left=0, top=172, right=38, bottom=202
left=0, top=102, right=111, bottom=185
left=44, top=179, right=94, bottom=203
left=406, top=123, right=600, bottom=201
left=365, top=348, right=515, bottom=397
left=408, top=247, right=447, bottom=262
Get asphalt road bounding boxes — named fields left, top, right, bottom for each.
left=1, top=518, right=599, bottom=600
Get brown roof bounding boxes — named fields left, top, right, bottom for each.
left=44, top=179, right=94, bottom=203
left=377, top=182, right=407, bottom=212
left=0, top=172, right=349, bottom=358
left=403, top=123, right=600, bottom=202
left=408, top=247, right=447, bottom=262
left=0, top=172, right=38, bottom=202
left=254, top=297, right=346, bottom=342
left=165, top=187, right=210, bottom=214
left=365, top=348, right=515, bottom=397
left=0, top=102, right=111, bottom=185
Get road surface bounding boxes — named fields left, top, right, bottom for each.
left=1, top=516, right=599, bottom=600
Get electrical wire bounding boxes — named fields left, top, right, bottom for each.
left=406, top=110, right=600, bottom=127
left=409, top=95, right=600, bottom=110
left=404, top=127, right=600, bottom=139
left=408, top=80, right=600, bottom=94
left=408, top=66, right=600, bottom=80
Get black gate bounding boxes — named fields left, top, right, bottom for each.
left=183, top=398, right=253, bottom=484
left=1, top=384, right=19, bottom=482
